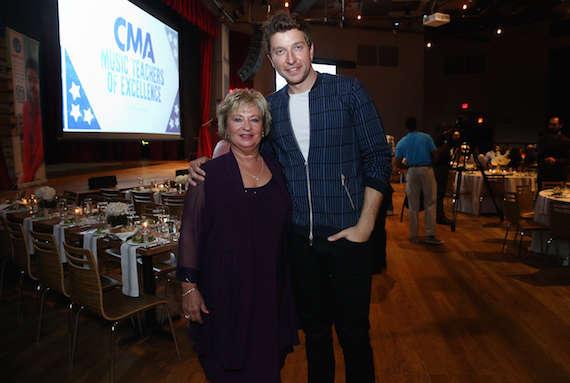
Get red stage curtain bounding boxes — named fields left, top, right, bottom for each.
left=162, top=0, right=216, bottom=158
left=161, top=0, right=219, bottom=39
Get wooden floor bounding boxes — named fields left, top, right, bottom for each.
left=1, top=162, right=570, bottom=383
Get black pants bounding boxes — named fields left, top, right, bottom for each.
left=433, top=165, right=449, bottom=221
left=288, top=234, right=375, bottom=383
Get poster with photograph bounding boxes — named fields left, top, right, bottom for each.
left=7, top=28, right=46, bottom=187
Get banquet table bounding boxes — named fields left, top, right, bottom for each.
left=529, top=189, right=570, bottom=266
left=456, top=171, right=537, bottom=215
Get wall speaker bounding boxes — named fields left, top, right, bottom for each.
left=237, top=24, right=264, bottom=83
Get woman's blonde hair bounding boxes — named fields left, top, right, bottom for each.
left=217, top=88, right=271, bottom=140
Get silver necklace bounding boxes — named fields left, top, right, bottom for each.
left=239, top=160, right=264, bottom=181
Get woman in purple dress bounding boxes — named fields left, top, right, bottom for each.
left=176, top=89, right=299, bottom=382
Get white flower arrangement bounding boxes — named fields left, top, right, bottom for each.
left=175, top=174, right=188, bottom=185
left=34, top=186, right=57, bottom=201
left=491, top=155, right=509, bottom=167
left=106, top=201, right=130, bottom=217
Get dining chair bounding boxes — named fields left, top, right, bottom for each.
left=6, top=220, right=38, bottom=320
left=63, top=242, right=180, bottom=382
left=541, top=181, right=565, bottom=190
left=541, top=201, right=570, bottom=272
left=0, top=216, right=14, bottom=307
left=100, top=188, right=123, bottom=201
left=29, top=230, right=69, bottom=342
left=502, top=192, right=548, bottom=261
left=479, top=175, right=505, bottom=216
left=134, top=201, right=163, bottom=219
left=516, top=185, right=535, bottom=219
left=62, top=190, right=78, bottom=206
left=30, top=230, right=121, bottom=342
left=131, top=190, right=154, bottom=203
left=161, top=193, right=185, bottom=219
left=157, top=242, right=180, bottom=322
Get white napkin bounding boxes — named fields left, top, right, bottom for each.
left=120, top=242, right=143, bottom=297
left=53, top=224, right=68, bottom=262
left=82, top=232, right=103, bottom=263
left=119, top=237, right=168, bottom=298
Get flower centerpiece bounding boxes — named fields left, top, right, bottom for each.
left=34, top=186, right=57, bottom=209
left=106, top=201, right=129, bottom=226
left=175, top=174, right=188, bottom=192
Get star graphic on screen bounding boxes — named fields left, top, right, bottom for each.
left=174, top=104, right=179, bottom=115
left=69, top=82, right=81, bottom=101
left=83, top=108, right=94, bottom=125
left=168, top=33, right=172, bottom=43
left=173, top=39, right=178, bottom=49
left=175, top=117, right=180, bottom=127
left=169, top=119, right=174, bottom=129
left=70, top=104, right=82, bottom=121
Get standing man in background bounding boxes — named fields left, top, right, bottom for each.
left=396, top=117, right=443, bottom=245
left=537, top=116, right=570, bottom=189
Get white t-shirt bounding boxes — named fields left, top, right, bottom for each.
left=289, top=90, right=311, bottom=162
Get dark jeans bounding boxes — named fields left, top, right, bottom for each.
left=288, top=234, right=375, bottom=383
left=433, top=165, right=449, bottom=221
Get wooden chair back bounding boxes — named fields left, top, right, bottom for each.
left=161, top=193, right=185, bottom=219
left=541, top=181, right=565, bottom=190
left=0, top=216, right=13, bottom=263
left=29, top=230, right=68, bottom=297
left=100, top=188, right=123, bottom=201
left=62, top=190, right=78, bottom=206
left=516, top=184, right=531, bottom=194
left=132, top=190, right=154, bottom=203
left=6, top=221, right=36, bottom=281
left=549, top=201, right=570, bottom=241
left=63, top=242, right=105, bottom=317
left=503, top=192, right=521, bottom=225
left=160, top=193, right=185, bottom=206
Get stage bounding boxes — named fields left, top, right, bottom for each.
left=0, top=160, right=190, bottom=201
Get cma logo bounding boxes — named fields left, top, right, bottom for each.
left=114, top=17, right=155, bottom=63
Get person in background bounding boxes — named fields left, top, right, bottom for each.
left=176, top=88, right=299, bottom=382
left=537, top=116, right=570, bottom=189
left=20, top=57, right=44, bottom=184
left=396, top=117, right=443, bottom=245
left=469, top=146, right=487, bottom=170
left=523, top=144, right=538, bottom=165
left=507, top=147, right=523, bottom=170
left=485, top=145, right=500, bottom=167
left=188, top=12, right=391, bottom=383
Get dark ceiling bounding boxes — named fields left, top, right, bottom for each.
left=208, top=0, right=570, bottom=37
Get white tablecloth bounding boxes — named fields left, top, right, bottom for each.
left=457, top=171, right=537, bottom=215
left=529, top=190, right=570, bottom=265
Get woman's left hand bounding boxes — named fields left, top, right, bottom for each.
left=182, top=287, right=209, bottom=324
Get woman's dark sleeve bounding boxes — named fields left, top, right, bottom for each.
left=175, top=181, right=205, bottom=283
